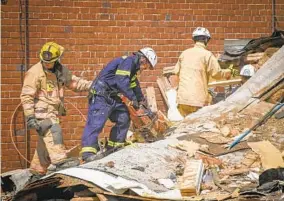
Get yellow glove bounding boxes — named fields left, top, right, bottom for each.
left=228, top=64, right=239, bottom=77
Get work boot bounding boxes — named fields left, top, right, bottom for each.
left=46, top=157, right=80, bottom=174
left=28, top=170, right=45, bottom=184
left=82, top=153, right=105, bottom=163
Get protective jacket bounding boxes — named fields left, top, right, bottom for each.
left=81, top=54, right=143, bottom=159
left=20, top=62, right=92, bottom=122
left=90, top=54, right=144, bottom=102
left=173, top=42, right=230, bottom=107
left=20, top=61, right=92, bottom=174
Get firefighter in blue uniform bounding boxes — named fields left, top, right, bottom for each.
left=81, top=47, right=158, bottom=162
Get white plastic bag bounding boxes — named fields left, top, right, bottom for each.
left=166, top=89, right=184, bottom=122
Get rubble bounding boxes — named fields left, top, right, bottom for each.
left=1, top=35, right=284, bottom=201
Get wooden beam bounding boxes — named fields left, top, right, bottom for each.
left=157, top=77, right=169, bottom=107
left=179, top=160, right=204, bottom=196
left=146, top=86, right=158, bottom=113
left=208, top=79, right=242, bottom=87
left=88, top=188, right=164, bottom=201
left=96, top=194, right=108, bottom=201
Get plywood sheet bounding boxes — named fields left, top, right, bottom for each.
left=248, top=141, right=284, bottom=170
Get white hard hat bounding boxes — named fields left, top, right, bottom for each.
left=192, top=27, right=211, bottom=38
left=139, top=47, right=158, bottom=68
left=240, top=64, right=255, bottom=77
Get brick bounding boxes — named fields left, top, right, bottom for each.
left=1, top=0, right=280, bottom=172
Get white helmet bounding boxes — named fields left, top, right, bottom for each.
left=240, top=64, right=255, bottom=77
left=192, top=27, right=211, bottom=39
left=139, top=47, right=158, bottom=68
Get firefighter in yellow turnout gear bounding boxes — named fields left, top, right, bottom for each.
left=172, top=27, right=235, bottom=117
left=20, top=42, right=92, bottom=175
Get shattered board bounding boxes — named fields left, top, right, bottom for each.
left=178, top=133, right=250, bottom=156
left=80, top=138, right=187, bottom=192
left=199, top=132, right=231, bottom=144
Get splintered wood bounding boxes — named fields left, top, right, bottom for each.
left=145, top=86, right=158, bottom=113
left=157, top=76, right=172, bottom=107
left=179, top=159, right=204, bottom=196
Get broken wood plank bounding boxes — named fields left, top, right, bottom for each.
left=162, top=76, right=172, bottom=91
left=195, top=152, right=223, bottom=167
left=211, top=168, right=234, bottom=193
left=145, top=86, right=158, bottom=113
left=220, top=168, right=250, bottom=176
left=208, top=79, right=242, bottom=87
left=248, top=141, right=284, bottom=170
left=244, top=52, right=265, bottom=64
left=179, top=160, right=204, bottom=196
left=96, top=194, right=108, bottom=201
left=92, top=190, right=163, bottom=201
left=260, top=79, right=284, bottom=102
left=66, top=144, right=81, bottom=158
left=162, top=66, right=176, bottom=75
left=157, top=77, right=169, bottom=107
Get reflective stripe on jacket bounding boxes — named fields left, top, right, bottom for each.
left=173, top=42, right=230, bottom=107
left=94, top=55, right=144, bottom=102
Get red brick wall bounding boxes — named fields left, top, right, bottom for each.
left=1, top=0, right=283, bottom=172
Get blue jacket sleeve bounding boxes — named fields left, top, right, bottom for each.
left=115, top=58, right=137, bottom=101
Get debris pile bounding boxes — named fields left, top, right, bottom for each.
left=1, top=35, right=284, bottom=201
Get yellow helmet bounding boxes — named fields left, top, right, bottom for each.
left=39, top=42, right=64, bottom=63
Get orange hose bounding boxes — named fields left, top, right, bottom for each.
left=10, top=103, right=30, bottom=163
left=10, top=99, right=87, bottom=164
left=65, top=99, right=87, bottom=121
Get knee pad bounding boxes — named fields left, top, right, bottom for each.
left=50, top=124, right=63, bottom=144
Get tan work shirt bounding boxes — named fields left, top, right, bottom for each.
left=173, top=42, right=230, bottom=107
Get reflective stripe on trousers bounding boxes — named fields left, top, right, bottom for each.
left=81, top=95, right=130, bottom=158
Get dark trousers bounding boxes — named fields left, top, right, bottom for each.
left=81, top=95, right=130, bottom=158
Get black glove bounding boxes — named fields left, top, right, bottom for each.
left=26, top=116, right=53, bottom=136
left=139, top=98, right=148, bottom=109
left=27, top=115, right=40, bottom=130
left=132, top=99, right=140, bottom=110
left=37, top=119, right=53, bottom=136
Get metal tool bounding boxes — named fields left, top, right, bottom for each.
left=228, top=97, right=284, bottom=150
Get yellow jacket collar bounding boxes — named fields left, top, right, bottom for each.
left=194, top=42, right=207, bottom=49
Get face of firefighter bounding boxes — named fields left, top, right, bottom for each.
left=140, top=57, right=151, bottom=71
left=42, top=61, right=55, bottom=69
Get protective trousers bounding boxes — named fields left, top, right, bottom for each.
left=30, top=123, right=67, bottom=175
left=177, top=104, right=201, bottom=117
left=81, top=94, right=130, bottom=159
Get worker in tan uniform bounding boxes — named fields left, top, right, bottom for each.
left=20, top=42, right=92, bottom=175
left=172, top=27, right=237, bottom=117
